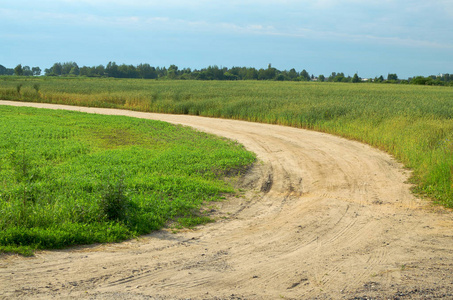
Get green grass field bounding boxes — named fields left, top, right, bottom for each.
left=1, top=76, right=452, bottom=209
left=0, top=105, right=255, bottom=255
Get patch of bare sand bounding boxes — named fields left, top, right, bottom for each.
left=1, top=101, right=452, bottom=299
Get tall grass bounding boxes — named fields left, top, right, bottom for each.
left=1, top=77, right=452, bottom=207
left=0, top=106, right=255, bottom=255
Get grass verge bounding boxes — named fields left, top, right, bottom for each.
left=0, top=105, right=256, bottom=255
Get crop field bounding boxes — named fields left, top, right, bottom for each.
left=1, top=77, right=452, bottom=208
left=0, top=105, right=255, bottom=255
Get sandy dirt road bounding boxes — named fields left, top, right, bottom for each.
left=1, top=101, right=453, bottom=299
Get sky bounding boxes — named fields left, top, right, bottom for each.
left=1, top=0, right=452, bottom=79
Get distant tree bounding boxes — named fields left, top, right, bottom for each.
left=69, top=65, right=80, bottom=76
left=229, top=67, right=239, bottom=76
left=22, top=66, right=33, bottom=76
left=181, top=67, right=192, bottom=75
left=287, top=68, right=298, bottom=80
left=409, top=76, right=444, bottom=85
left=60, top=62, right=78, bottom=75
left=229, top=67, right=247, bottom=80
left=328, top=72, right=336, bottom=81
left=275, top=74, right=285, bottom=81
left=154, top=66, right=165, bottom=78
left=14, top=64, right=23, bottom=76
left=32, top=67, right=41, bottom=76
left=193, top=70, right=206, bottom=80
left=50, top=63, right=62, bottom=76
left=95, top=65, right=105, bottom=77
left=0, top=65, right=14, bottom=75
left=387, top=73, right=398, bottom=81
left=329, top=72, right=345, bottom=82
left=137, top=63, right=157, bottom=79
left=266, top=66, right=277, bottom=80
left=79, top=66, right=96, bottom=77
left=239, top=67, right=249, bottom=80
left=258, top=65, right=277, bottom=80
left=224, top=72, right=238, bottom=80
left=203, top=65, right=224, bottom=80
left=245, top=68, right=258, bottom=80
left=257, top=68, right=266, bottom=80
left=117, top=64, right=137, bottom=78
left=410, top=76, right=432, bottom=85
left=300, top=69, right=310, bottom=81
left=106, top=62, right=119, bottom=77
left=167, top=64, right=179, bottom=79
left=318, top=74, right=325, bottom=82
left=374, top=75, right=384, bottom=83
left=352, top=73, right=360, bottom=83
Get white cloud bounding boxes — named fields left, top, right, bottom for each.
left=3, top=0, right=452, bottom=52
left=3, top=4, right=451, bottom=51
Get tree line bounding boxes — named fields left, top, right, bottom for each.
left=1, top=62, right=452, bottom=86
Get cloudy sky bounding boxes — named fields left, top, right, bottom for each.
left=1, top=0, right=452, bottom=78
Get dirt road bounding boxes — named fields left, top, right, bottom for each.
left=1, top=101, right=453, bottom=299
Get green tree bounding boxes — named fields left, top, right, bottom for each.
left=275, top=74, right=285, bottom=81
left=22, top=66, right=33, bottom=76
left=328, top=72, right=337, bottom=82
left=95, top=65, right=105, bottom=77
left=69, top=65, right=80, bottom=76
left=61, top=62, right=77, bottom=75
left=352, top=73, right=360, bottom=83
left=167, top=64, right=179, bottom=79
left=0, top=65, right=14, bottom=75
left=106, top=62, right=119, bottom=77
left=245, top=68, right=258, bottom=80
left=375, top=75, right=384, bottom=83
left=300, top=69, right=310, bottom=81
left=258, top=66, right=276, bottom=80
left=387, top=73, right=398, bottom=81
left=32, top=67, right=41, bottom=76
left=410, top=76, right=430, bottom=85
left=288, top=68, right=298, bottom=80
left=224, top=72, right=238, bottom=80
left=79, top=66, right=93, bottom=77
left=330, top=72, right=345, bottom=82
left=14, top=64, right=23, bottom=76
left=137, top=63, right=157, bottom=79
left=202, top=65, right=224, bottom=80
left=318, top=74, right=325, bottom=82
left=50, top=63, right=62, bottom=76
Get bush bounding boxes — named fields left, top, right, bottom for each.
left=100, top=177, right=130, bottom=222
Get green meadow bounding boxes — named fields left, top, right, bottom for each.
left=1, top=77, right=452, bottom=209
left=0, top=105, right=255, bottom=255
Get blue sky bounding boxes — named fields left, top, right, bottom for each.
left=1, top=0, right=452, bottom=78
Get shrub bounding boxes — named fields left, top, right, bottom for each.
left=100, top=177, right=130, bottom=222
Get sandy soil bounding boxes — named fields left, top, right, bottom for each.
left=1, top=101, right=453, bottom=299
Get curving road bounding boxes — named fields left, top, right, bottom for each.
left=1, top=101, right=453, bottom=299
